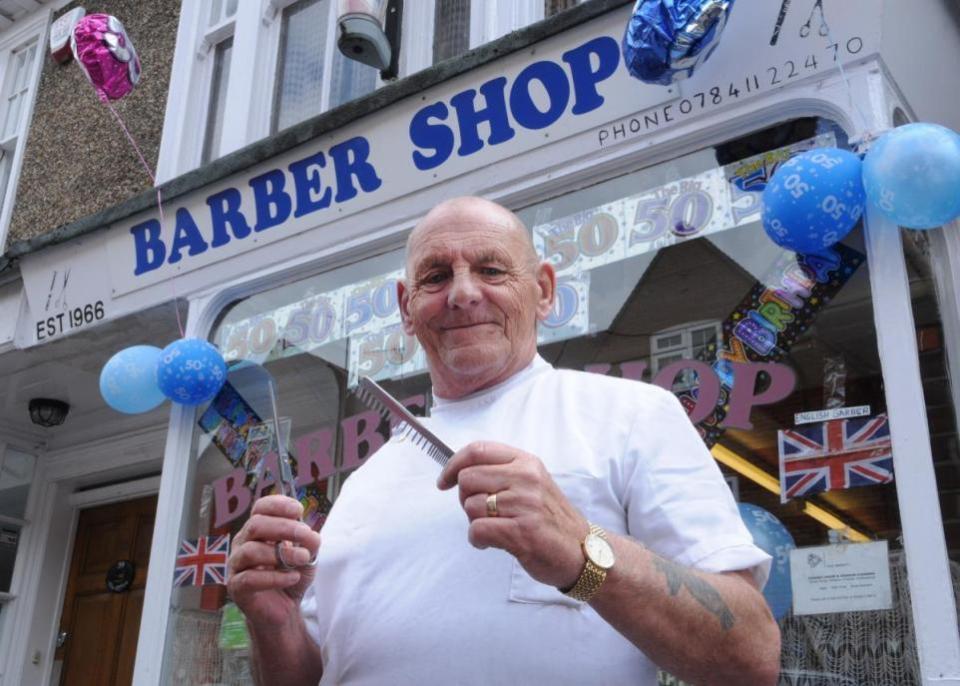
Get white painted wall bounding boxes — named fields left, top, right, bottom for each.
left=879, top=0, right=960, bottom=130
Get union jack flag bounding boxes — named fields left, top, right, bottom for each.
left=779, top=413, right=894, bottom=503
left=174, top=535, right=230, bottom=587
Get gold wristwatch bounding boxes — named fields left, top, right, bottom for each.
left=560, top=523, right=615, bottom=602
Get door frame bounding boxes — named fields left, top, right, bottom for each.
left=1, top=424, right=166, bottom=686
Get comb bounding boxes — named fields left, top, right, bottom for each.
left=356, top=376, right=454, bottom=466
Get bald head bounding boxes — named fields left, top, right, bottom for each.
left=406, top=197, right=539, bottom=277
left=398, top=195, right=556, bottom=398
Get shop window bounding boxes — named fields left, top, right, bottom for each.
left=513, top=119, right=930, bottom=685
left=161, top=118, right=939, bottom=684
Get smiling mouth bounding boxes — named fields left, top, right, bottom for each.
left=442, top=322, right=496, bottom=331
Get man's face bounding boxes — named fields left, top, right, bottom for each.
left=399, top=200, right=555, bottom=398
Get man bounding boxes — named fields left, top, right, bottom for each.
left=227, top=197, right=781, bottom=685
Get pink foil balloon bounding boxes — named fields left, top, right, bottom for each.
left=71, top=13, right=141, bottom=102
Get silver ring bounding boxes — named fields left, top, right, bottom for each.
left=275, top=541, right=319, bottom=569
left=275, top=541, right=296, bottom=571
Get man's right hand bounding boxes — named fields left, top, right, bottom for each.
left=227, top=495, right=322, bottom=628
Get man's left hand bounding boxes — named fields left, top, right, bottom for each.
left=438, top=440, right=588, bottom=589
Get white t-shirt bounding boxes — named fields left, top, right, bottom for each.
left=302, top=356, right=771, bottom=685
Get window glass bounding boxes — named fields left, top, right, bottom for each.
left=0, top=448, right=33, bottom=520
left=201, top=37, right=233, bottom=165
left=1, top=42, right=36, bottom=142
left=208, top=0, right=238, bottom=27
left=273, top=0, right=329, bottom=133
left=273, top=0, right=378, bottom=131
left=162, top=119, right=931, bottom=684
left=329, top=46, right=378, bottom=110
left=0, top=448, right=35, bottom=594
left=0, top=39, right=38, bottom=216
left=433, top=0, right=470, bottom=63
left=545, top=0, right=580, bottom=17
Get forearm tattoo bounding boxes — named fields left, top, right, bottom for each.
left=653, top=557, right=735, bottom=630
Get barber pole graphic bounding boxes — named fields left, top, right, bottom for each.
left=174, top=535, right=231, bottom=587
left=778, top=413, right=894, bottom=503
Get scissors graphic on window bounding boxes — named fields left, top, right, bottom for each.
left=800, top=0, right=828, bottom=38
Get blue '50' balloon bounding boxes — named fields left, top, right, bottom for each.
left=738, top=502, right=796, bottom=620
left=761, top=148, right=865, bottom=254
left=863, top=122, right=960, bottom=230
left=156, top=338, right=227, bottom=406
left=100, top=345, right=166, bottom=414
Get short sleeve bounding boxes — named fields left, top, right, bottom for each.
left=622, top=386, right=772, bottom=589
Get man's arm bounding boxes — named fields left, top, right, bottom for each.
left=247, top=611, right=324, bottom=686
left=439, top=442, right=780, bottom=686
left=227, top=495, right=324, bottom=686
left=591, top=532, right=780, bottom=685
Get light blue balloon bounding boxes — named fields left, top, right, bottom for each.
left=738, top=502, right=796, bottom=620
left=863, top=122, right=960, bottom=229
left=762, top=147, right=866, bottom=254
left=100, top=345, right=166, bottom=414
left=156, top=338, right=227, bottom=406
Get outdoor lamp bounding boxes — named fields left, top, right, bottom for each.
left=29, top=398, right=70, bottom=427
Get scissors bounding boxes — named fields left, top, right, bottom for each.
left=769, top=0, right=791, bottom=46
left=799, top=0, right=828, bottom=38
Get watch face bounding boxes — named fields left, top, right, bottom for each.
left=584, top=534, right=615, bottom=569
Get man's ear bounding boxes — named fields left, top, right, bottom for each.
left=534, top=261, right=557, bottom=321
left=398, top=279, right=415, bottom=335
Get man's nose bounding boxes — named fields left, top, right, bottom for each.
left=447, top=270, right=482, bottom=308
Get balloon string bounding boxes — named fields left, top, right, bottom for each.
left=105, top=99, right=185, bottom=338
left=818, top=6, right=874, bottom=149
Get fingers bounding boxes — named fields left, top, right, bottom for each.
left=235, top=513, right=314, bottom=547
left=230, top=494, right=321, bottom=577
left=228, top=568, right=302, bottom=595
left=251, top=494, right=304, bottom=519
left=229, top=540, right=316, bottom=575
left=438, top=441, right=517, bottom=490
left=464, top=491, right=508, bottom=521
left=454, top=466, right=517, bottom=506
left=467, top=517, right=521, bottom=551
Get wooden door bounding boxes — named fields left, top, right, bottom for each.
left=56, top=495, right=157, bottom=686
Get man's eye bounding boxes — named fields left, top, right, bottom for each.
left=422, top=272, right=447, bottom=285
left=480, top=267, right=505, bottom=276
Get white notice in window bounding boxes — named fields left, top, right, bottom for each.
left=790, top=541, right=892, bottom=616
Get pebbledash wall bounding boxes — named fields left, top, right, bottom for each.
left=2, top=0, right=960, bottom=684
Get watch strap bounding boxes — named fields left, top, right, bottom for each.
left=560, top=524, right=609, bottom=602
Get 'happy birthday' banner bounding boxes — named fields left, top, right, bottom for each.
left=678, top=242, right=865, bottom=447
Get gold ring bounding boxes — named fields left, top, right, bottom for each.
left=486, top=492, right=499, bottom=517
